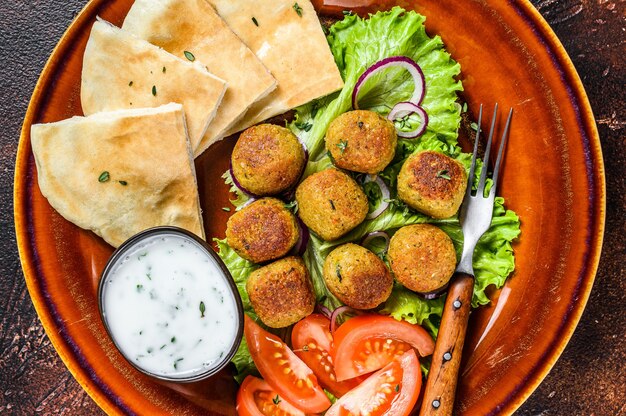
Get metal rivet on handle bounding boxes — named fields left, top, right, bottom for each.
left=432, top=399, right=441, bottom=409
left=443, top=352, right=452, bottom=361
left=453, top=299, right=462, bottom=310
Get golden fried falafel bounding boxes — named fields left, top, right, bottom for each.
left=295, top=168, right=368, bottom=241
left=323, top=243, right=393, bottom=309
left=231, top=124, right=305, bottom=196
left=226, top=198, right=299, bottom=263
left=246, top=256, right=315, bottom=328
left=397, top=150, right=467, bottom=218
left=325, top=110, right=397, bottom=174
left=388, top=224, right=457, bottom=294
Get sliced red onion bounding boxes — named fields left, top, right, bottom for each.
left=352, top=56, right=426, bottom=110
left=315, top=304, right=332, bottom=319
left=387, top=102, right=429, bottom=138
left=229, top=163, right=261, bottom=198
left=330, top=306, right=363, bottom=335
left=417, top=283, right=449, bottom=300
left=240, top=197, right=257, bottom=209
left=360, top=231, right=390, bottom=253
left=290, top=217, right=310, bottom=257
left=363, top=175, right=390, bottom=219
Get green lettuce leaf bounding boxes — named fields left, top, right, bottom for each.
left=217, top=7, right=521, bottom=383
left=291, top=6, right=463, bottom=161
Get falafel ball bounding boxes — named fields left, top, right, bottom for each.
left=388, top=224, right=456, bottom=294
left=397, top=150, right=467, bottom=218
left=246, top=256, right=315, bottom=328
left=323, top=243, right=393, bottom=309
left=231, top=124, right=306, bottom=196
left=325, top=110, right=397, bottom=174
left=226, top=198, right=299, bottom=263
left=295, top=168, right=368, bottom=241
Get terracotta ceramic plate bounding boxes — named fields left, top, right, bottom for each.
left=14, top=0, right=604, bottom=414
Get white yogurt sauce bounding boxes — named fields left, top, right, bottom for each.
left=101, top=232, right=239, bottom=379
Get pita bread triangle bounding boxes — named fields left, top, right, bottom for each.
left=30, top=103, right=205, bottom=248
left=81, top=19, right=227, bottom=153
left=122, top=0, right=276, bottom=157
left=208, top=0, right=344, bottom=135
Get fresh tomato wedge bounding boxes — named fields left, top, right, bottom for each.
left=291, top=314, right=365, bottom=397
left=333, top=314, right=434, bottom=381
left=236, top=375, right=306, bottom=416
left=325, top=350, right=422, bottom=416
left=244, top=315, right=331, bottom=413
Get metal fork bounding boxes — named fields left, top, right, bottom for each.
left=419, top=104, right=513, bottom=416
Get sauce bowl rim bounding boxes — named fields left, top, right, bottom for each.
left=97, top=225, right=245, bottom=384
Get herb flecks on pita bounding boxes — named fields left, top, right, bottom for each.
left=81, top=19, right=227, bottom=153
left=122, top=0, right=276, bottom=157
left=30, top=103, right=205, bottom=248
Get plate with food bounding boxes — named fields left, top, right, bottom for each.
left=14, top=0, right=604, bottom=415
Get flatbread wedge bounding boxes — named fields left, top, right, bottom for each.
left=81, top=19, right=227, bottom=152
left=208, top=0, right=344, bottom=134
left=30, top=103, right=205, bottom=248
left=122, top=0, right=276, bottom=157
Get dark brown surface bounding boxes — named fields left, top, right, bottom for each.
left=1, top=1, right=623, bottom=415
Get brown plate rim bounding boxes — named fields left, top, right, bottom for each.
left=13, top=0, right=605, bottom=414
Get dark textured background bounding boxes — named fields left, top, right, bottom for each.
left=1, top=1, right=624, bottom=415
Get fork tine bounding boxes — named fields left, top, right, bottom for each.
left=490, top=108, right=513, bottom=194
left=476, top=103, right=499, bottom=194
left=466, top=104, right=483, bottom=196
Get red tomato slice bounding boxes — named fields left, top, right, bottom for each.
left=291, top=314, right=365, bottom=397
left=325, top=350, right=422, bottom=416
left=244, top=315, right=331, bottom=413
left=333, top=315, right=434, bottom=381
left=236, top=376, right=306, bottom=416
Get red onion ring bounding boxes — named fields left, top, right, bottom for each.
left=387, top=102, right=429, bottom=138
left=360, top=231, right=390, bottom=253
left=330, top=306, right=362, bottom=335
left=315, top=304, right=332, bottom=319
left=229, top=163, right=261, bottom=198
left=417, top=283, right=449, bottom=300
left=352, top=56, right=426, bottom=110
left=363, top=175, right=390, bottom=219
left=290, top=217, right=310, bottom=257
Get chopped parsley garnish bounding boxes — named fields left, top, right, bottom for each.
left=162, top=66, right=166, bottom=73
left=128, top=81, right=133, bottom=87
left=118, top=180, right=128, bottom=186
left=272, top=395, right=281, bottom=405
left=184, top=51, right=195, bottom=62
left=293, top=2, right=303, bottom=17
left=329, top=199, right=336, bottom=210
left=295, top=121, right=313, bottom=132
left=199, top=301, right=206, bottom=318
left=151, top=85, right=157, bottom=96
left=336, top=140, right=348, bottom=154
left=98, top=171, right=110, bottom=183
left=222, top=207, right=231, bottom=212
left=171, top=336, right=176, bottom=343
left=136, top=284, right=143, bottom=292
left=251, top=17, right=259, bottom=26
left=343, top=10, right=353, bottom=16
left=395, top=384, right=400, bottom=392
left=284, top=200, right=298, bottom=213
left=173, top=358, right=184, bottom=369
left=437, top=170, right=451, bottom=180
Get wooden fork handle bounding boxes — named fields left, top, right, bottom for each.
left=419, top=272, right=474, bottom=416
